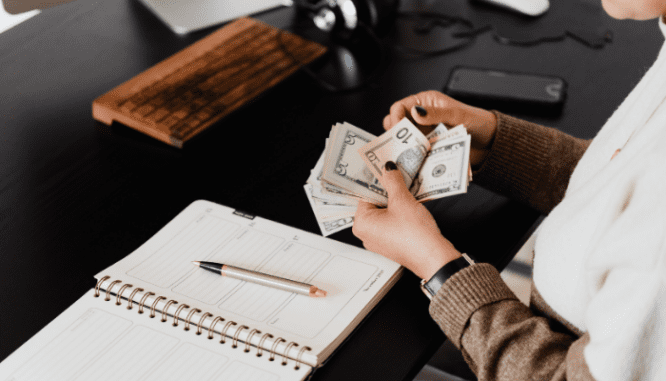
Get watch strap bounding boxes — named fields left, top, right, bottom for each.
left=423, top=256, right=471, bottom=297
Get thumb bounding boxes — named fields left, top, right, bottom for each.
left=380, top=161, right=414, bottom=204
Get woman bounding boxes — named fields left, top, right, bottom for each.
left=352, top=1, right=666, bottom=380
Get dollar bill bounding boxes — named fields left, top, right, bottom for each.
left=413, top=134, right=471, bottom=202
left=304, top=184, right=355, bottom=236
left=305, top=119, right=472, bottom=236
left=308, top=144, right=363, bottom=202
left=321, top=217, right=354, bottom=236
left=321, top=122, right=388, bottom=206
left=309, top=195, right=358, bottom=217
left=426, top=123, right=466, bottom=143
left=358, top=118, right=431, bottom=193
left=310, top=185, right=359, bottom=207
left=306, top=143, right=328, bottom=186
left=425, top=124, right=472, bottom=183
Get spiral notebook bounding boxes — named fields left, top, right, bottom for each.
left=0, top=200, right=402, bottom=381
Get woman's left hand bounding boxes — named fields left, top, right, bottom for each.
left=352, top=162, right=462, bottom=280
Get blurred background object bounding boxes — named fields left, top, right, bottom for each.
left=136, top=0, right=291, bottom=34
left=0, top=3, right=37, bottom=33
left=2, top=0, right=76, bottom=14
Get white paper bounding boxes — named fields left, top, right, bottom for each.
left=94, top=200, right=403, bottom=367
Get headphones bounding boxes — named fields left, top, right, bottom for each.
left=295, top=0, right=399, bottom=39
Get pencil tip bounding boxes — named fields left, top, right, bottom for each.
left=314, top=289, right=327, bottom=298
left=192, top=261, right=200, bottom=267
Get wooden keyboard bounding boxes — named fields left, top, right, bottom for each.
left=93, top=18, right=327, bottom=148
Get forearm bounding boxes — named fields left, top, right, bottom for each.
left=473, top=112, right=591, bottom=214
left=429, top=264, right=595, bottom=381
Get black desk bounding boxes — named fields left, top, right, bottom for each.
left=0, top=0, right=661, bottom=380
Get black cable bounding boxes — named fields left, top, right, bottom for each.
left=494, top=33, right=565, bottom=47
left=391, top=11, right=484, bottom=58
left=391, top=33, right=481, bottom=58
left=493, top=29, right=610, bottom=49
left=398, top=10, right=475, bottom=30
left=391, top=10, right=610, bottom=54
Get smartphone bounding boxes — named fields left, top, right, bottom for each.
left=444, top=66, right=567, bottom=114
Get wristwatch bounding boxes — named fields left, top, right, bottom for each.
left=420, top=254, right=474, bottom=300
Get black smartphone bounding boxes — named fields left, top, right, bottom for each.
left=444, top=66, right=567, bottom=114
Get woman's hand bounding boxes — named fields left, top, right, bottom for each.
left=352, top=162, right=461, bottom=280
left=383, top=90, right=498, bottom=168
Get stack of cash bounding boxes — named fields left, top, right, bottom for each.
left=304, top=118, right=471, bottom=236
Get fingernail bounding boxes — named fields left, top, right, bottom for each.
left=415, top=105, right=427, bottom=117
left=385, top=161, right=397, bottom=171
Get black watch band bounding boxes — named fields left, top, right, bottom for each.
left=421, top=256, right=472, bottom=299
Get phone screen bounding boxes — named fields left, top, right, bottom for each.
left=447, top=68, right=565, bottom=103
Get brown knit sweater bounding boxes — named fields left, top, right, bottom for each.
left=428, top=111, right=594, bottom=381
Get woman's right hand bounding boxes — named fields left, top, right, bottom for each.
left=382, top=90, right=498, bottom=168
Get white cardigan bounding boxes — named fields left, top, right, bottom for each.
left=533, top=17, right=666, bottom=381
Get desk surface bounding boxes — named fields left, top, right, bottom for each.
left=0, top=0, right=662, bottom=380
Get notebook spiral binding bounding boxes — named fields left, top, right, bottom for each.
left=94, top=276, right=312, bottom=370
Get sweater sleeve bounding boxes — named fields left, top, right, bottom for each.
left=473, top=111, right=591, bottom=215
left=428, top=264, right=596, bottom=381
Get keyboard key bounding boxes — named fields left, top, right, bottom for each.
left=133, top=105, right=155, bottom=118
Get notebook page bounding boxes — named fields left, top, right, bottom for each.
left=0, top=289, right=312, bottom=381
left=95, top=200, right=402, bottom=366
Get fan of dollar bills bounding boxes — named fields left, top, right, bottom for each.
left=304, top=118, right=472, bottom=236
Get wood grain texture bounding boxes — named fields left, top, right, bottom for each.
left=93, top=17, right=327, bottom=148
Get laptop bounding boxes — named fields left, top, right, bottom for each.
left=2, top=0, right=292, bottom=35
left=137, top=0, right=293, bottom=34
